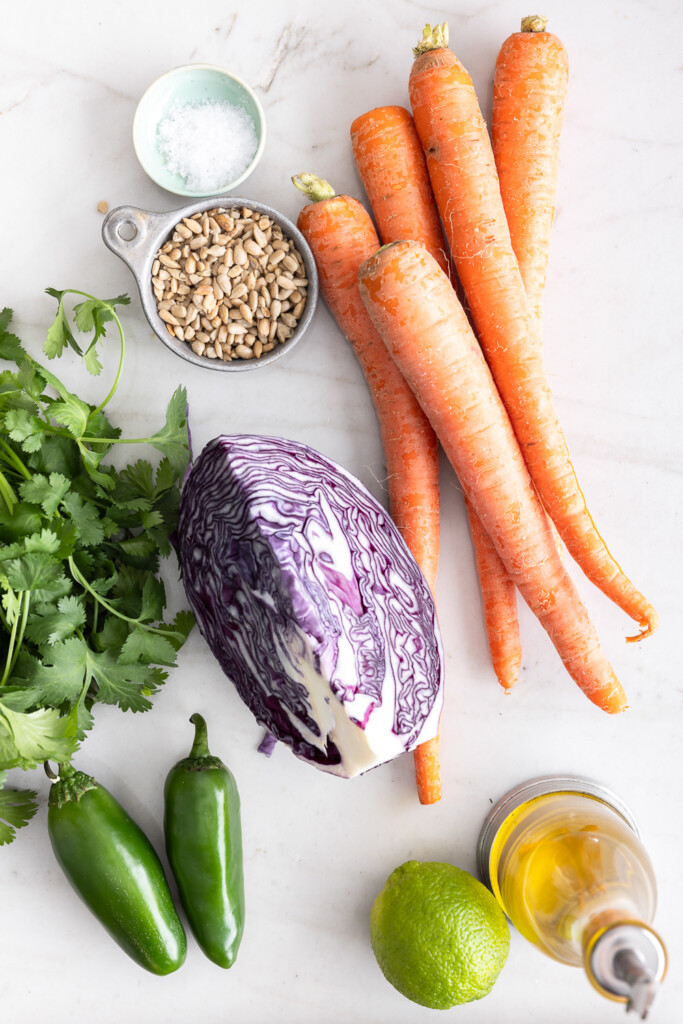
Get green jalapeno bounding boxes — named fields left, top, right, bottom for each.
left=164, top=713, right=245, bottom=968
left=47, top=763, right=186, bottom=975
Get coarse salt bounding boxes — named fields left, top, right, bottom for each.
left=157, top=100, right=258, bottom=193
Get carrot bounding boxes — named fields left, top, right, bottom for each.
left=359, top=240, right=627, bottom=714
left=412, top=735, right=441, bottom=806
left=463, top=496, right=521, bottom=690
left=293, top=173, right=442, bottom=803
left=409, top=23, right=657, bottom=642
left=351, top=103, right=522, bottom=691
left=491, top=17, right=570, bottom=581
left=492, top=16, right=569, bottom=321
left=350, top=105, right=453, bottom=282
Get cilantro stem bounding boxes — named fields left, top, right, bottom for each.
left=7, top=591, right=30, bottom=682
left=0, top=470, right=17, bottom=513
left=90, top=309, right=125, bottom=418
left=53, top=290, right=126, bottom=418
left=81, top=436, right=155, bottom=446
left=0, top=590, right=25, bottom=686
left=0, top=440, right=31, bottom=480
left=67, top=556, right=183, bottom=641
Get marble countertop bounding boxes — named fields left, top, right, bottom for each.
left=1, top=1, right=681, bottom=1021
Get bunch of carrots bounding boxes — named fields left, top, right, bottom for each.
left=292, top=19, right=657, bottom=805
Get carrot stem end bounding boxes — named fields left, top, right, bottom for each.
left=521, top=15, right=549, bottom=33
left=413, top=22, right=449, bottom=58
left=291, top=173, right=336, bottom=203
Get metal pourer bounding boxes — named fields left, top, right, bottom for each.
left=587, top=923, right=667, bottom=1019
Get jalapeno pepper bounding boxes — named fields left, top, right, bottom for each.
left=47, top=763, right=186, bottom=975
left=164, top=713, right=245, bottom=968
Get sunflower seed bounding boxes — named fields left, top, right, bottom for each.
left=281, top=254, right=298, bottom=273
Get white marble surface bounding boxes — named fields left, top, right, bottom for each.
left=1, top=1, right=681, bottom=1021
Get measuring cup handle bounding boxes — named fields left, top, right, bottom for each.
left=101, top=206, right=168, bottom=276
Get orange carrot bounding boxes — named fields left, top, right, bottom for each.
left=293, top=174, right=442, bottom=803
left=350, top=105, right=454, bottom=282
left=492, top=17, right=569, bottom=579
left=463, top=496, right=521, bottom=690
left=351, top=103, right=522, bottom=691
left=412, top=735, right=441, bottom=806
left=409, top=23, right=657, bottom=641
left=359, top=240, right=627, bottom=714
left=492, top=16, right=569, bottom=321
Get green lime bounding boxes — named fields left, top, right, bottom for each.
left=370, top=860, right=510, bottom=1009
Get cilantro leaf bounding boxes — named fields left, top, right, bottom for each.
left=95, top=616, right=129, bottom=654
left=87, top=649, right=154, bottom=712
left=120, top=627, right=178, bottom=667
left=27, top=435, right=79, bottom=479
left=1, top=587, right=21, bottom=627
left=118, top=459, right=155, bottom=501
left=154, top=457, right=178, bottom=494
left=3, top=552, right=64, bottom=593
left=3, top=409, right=45, bottom=453
left=61, top=492, right=104, bottom=547
left=117, top=534, right=158, bottom=567
left=77, top=441, right=116, bottom=490
left=44, top=290, right=81, bottom=359
left=25, top=596, right=86, bottom=646
left=0, top=502, right=44, bottom=542
left=50, top=395, right=91, bottom=437
left=140, top=509, right=164, bottom=530
left=73, top=294, right=130, bottom=338
left=0, top=772, right=38, bottom=846
left=168, top=609, right=195, bottom=649
left=0, top=701, right=78, bottom=768
left=19, top=472, right=70, bottom=516
left=22, top=636, right=88, bottom=704
left=46, top=291, right=130, bottom=376
left=0, top=309, right=27, bottom=364
left=139, top=574, right=166, bottom=622
left=84, top=409, right=120, bottom=443
left=83, top=345, right=103, bottom=376
left=146, top=386, right=190, bottom=476
left=24, top=529, right=61, bottom=555
left=74, top=696, right=95, bottom=740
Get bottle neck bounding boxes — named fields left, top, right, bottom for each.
left=583, top=921, right=667, bottom=1018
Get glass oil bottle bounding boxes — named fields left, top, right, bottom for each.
left=478, top=776, right=667, bottom=1017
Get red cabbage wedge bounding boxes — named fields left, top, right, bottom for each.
left=178, top=436, right=444, bottom=777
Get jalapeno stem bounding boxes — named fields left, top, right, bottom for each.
left=189, top=713, right=211, bottom=758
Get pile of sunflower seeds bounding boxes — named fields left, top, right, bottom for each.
left=151, top=206, right=308, bottom=361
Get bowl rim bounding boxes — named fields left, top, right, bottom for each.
left=101, top=195, right=319, bottom=372
left=132, top=62, right=267, bottom=197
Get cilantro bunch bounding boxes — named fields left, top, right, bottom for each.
left=0, top=291, right=193, bottom=845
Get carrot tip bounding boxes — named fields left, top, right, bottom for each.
left=418, top=787, right=442, bottom=806
left=625, top=614, right=659, bottom=643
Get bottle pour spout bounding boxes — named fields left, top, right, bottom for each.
left=586, top=923, right=667, bottom=1019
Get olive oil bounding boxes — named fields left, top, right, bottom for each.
left=478, top=776, right=667, bottom=1016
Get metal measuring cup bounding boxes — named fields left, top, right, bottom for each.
left=101, top=198, right=319, bottom=372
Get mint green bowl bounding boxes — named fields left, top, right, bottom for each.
left=133, top=63, right=266, bottom=197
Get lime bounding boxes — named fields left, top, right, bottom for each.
left=370, top=860, right=510, bottom=1009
